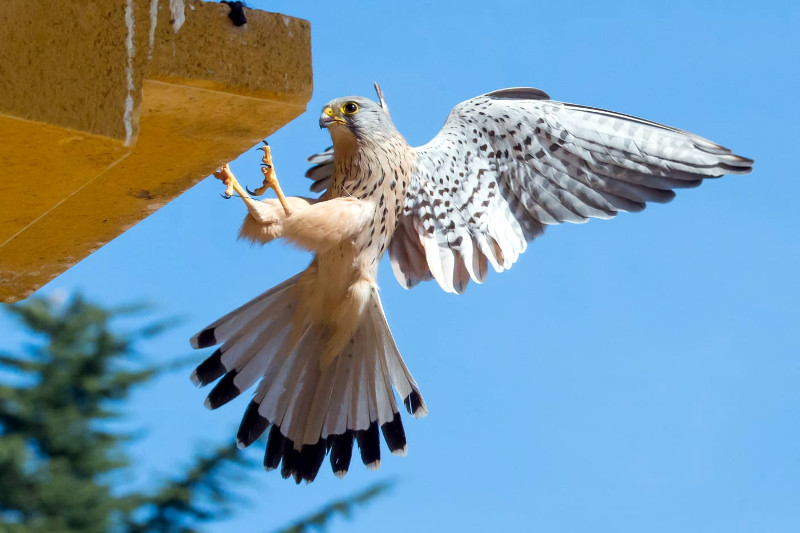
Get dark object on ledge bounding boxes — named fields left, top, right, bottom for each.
left=222, top=1, right=247, bottom=26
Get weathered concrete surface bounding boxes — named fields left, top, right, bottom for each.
left=0, top=0, right=312, bottom=302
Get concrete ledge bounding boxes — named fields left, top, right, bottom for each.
left=0, top=0, right=312, bottom=302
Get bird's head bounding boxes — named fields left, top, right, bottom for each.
left=319, top=96, right=396, bottom=145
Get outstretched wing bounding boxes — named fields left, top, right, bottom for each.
left=389, top=88, right=753, bottom=294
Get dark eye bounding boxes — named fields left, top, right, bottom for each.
left=342, top=101, right=359, bottom=115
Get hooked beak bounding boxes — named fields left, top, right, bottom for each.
left=319, top=106, right=346, bottom=128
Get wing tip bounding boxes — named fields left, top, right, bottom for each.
left=722, top=154, right=755, bottom=174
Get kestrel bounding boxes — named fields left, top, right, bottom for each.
left=190, top=86, right=753, bottom=484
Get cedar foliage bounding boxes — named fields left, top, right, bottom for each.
left=0, top=295, right=246, bottom=532
left=0, top=295, right=389, bottom=533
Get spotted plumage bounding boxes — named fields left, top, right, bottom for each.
left=192, top=87, right=752, bottom=483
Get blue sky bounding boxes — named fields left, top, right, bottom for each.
left=3, top=1, right=799, bottom=531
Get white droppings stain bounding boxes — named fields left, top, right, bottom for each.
left=123, top=0, right=136, bottom=145
left=282, top=15, right=293, bottom=36
left=148, top=0, right=158, bottom=59
left=169, top=0, right=185, bottom=32
left=123, top=94, right=134, bottom=144
left=57, top=135, right=86, bottom=145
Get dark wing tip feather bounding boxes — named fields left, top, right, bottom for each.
left=692, top=137, right=754, bottom=174
left=203, top=370, right=241, bottom=409
left=718, top=154, right=754, bottom=174
left=356, top=421, right=381, bottom=469
left=719, top=162, right=752, bottom=174
left=191, top=348, right=226, bottom=387
left=236, top=400, right=269, bottom=449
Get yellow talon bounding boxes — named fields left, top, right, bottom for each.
left=213, top=164, right=250, bottom=199
left=213, top=144, right=291, bottom=216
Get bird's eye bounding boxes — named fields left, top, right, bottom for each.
left=341, top=101, right=359, bottom=115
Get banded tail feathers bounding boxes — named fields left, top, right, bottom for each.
left=190, top=271, right=427, bottom=483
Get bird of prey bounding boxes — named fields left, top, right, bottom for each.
left=190, top=85, right=753, bottom=484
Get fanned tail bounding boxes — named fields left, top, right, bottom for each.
left=190, top=269, right=427, bottom=484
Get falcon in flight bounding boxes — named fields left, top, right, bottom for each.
left=190, top=86, right=753, bottom=483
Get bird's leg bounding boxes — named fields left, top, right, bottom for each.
left=214, top=163, right=289, bottom=231
left=252, top=142, right=292, bottom=216
left=213, top=164, right=251, bottom=201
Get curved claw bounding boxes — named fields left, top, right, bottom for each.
left=245, top=185, right=260, bottom=196
left=220, top=192, right=232, bottom=199
left=260, top=162, right=272, bottom=169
